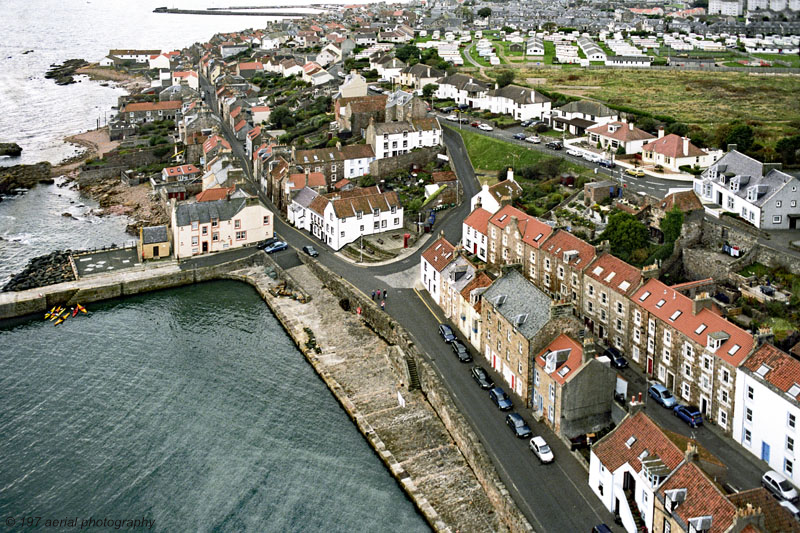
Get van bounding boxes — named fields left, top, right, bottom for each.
left=763, top=470, right=799, bottom=502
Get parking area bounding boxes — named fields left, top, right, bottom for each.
left=72, top=248, right=140, bottom=277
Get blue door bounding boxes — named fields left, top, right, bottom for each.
left=762, top=442, right=771, bottom=463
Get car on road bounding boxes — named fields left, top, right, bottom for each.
left=529, top=436, right=554, bottom=463
left=566, top=148, right=583, bottom=157
left=604, top=346, right=628, bottom=369
left=302, top=245, right=319, bottom=257
left=506, top=413, right=532, bottom=438
left=489, top=387, right=513, bottom=410
left=780, top=500, right=800, bottom=521
left=520, top=119, right=532, bottom=127
left=673, top=404, right=703, bottom=428
left=591, top=525, right=613, bottom=533
left=257, top=237, right=279, bottom=250
left=478, top=123, right=494, bottom=131
left=525, top=135, right=541, bottom=144
left=438, top=324, right=456, bottom=343
left=445, top=114, right=458, bottom=122
left=625, top=168, right=645, bottom=177
left=440, top=106, right=455, bottom=113
left=470, top=121, right=480, bottom=127
left=763, top=470, right=799, bottom=502
left=458, top=104, right=470, bottom=111
left=599, top=159, right=616, bottom=168
left=512, top=132, right=526, bottom=140
left=545, top=141, right=563, bottom=150
left=262, top=240, right=288, bottom=253
left=470, top=366, right=494, bottom=389
left=583, top=152, right=601, bottom=163
left=451, top=340, right=473, bottom=362
left=648, top=383, right=677, bottom=408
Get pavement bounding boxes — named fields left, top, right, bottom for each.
left=73, top=247, right=140, bottom=277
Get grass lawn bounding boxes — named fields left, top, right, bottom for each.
left=738, top=262, right=770, bottom=277
left=514, top=67, right=800, bottom=145
left=451, top=126, right=588, bottom=175
left=753, top=53, right=800, bottom=68
left=468, top=44, right=491, bottom=67
left=543, top=41, right=555, bottom=65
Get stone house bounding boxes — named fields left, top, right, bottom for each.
left=420, top=236, right=456, bottom=305
left=291, top=143, right=376, bottom=187
left=335, top=94, right=387, bottom=135
left=365, top=117, right=442, bottom=160
left=470, top=169, right=523, bottom=214
left=582, top=253, right=644, bottom=351
left=487, top=205, right=554, bottom=275
left=336, top=71, right=368, bottom=98
left=532, top=334, right=616, bottom=436
left=457, top=272, right=493, bottom=351
left=385, top=90, right=428, bottom=122
left=439, top=255, right=478, bottom=321
left=120, top=100, right=182, bottom=124
left=480, top=269, right=578, bottom=402
left=629, top=278, right=754, bottom=435
left=536, top=229, right=596, bottom=310
left=139, top=225, right=170, bottom=260
left=397, top=64, right=443, bottom=91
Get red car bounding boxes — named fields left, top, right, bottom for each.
left=470, top=121, right=479, bottom=127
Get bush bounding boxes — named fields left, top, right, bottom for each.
left=153, top=146, right=171, bottom=158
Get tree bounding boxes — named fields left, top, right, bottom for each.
left=660, top=206, right=684, bottom=244
left=636, top=117, right=659, bottom=134
left=496, top=70, right=515, bottom=88
left=422, top=83, right=438, bottom=99
left=395, top=44, right=421, bottom=63
left=724, top=124, right=755, bottom=152
left=539, top=157, right=563, bottom=178
left=776, top=134, right=800, bottom=166
left=666, top=122, right=689, bottom=137
left=477, top=7, right=491, bottom=18
left=502, top=26, right=514, bottom=33
left=599, top=211, right=650, bottom=263
left=270, top=105, right=295, bottom=129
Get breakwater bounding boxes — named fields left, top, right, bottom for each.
left=153, top=8, right=307, bottom=17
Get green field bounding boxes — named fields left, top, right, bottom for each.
left=753, top=53, right=800, bottom=68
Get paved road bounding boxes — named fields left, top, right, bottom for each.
left=440, top=121, right=693, bottom=199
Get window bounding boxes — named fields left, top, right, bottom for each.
left=664, top=330, right=672, bottom=345
left=211, top=218, right=218, bottom=228
left=702, top=356, right=711, bottom=371
left=616, top=302, right=623, bottom=315
left=790, top=413, right=797, bottom=430
left=191, top=236, right=198, bottom=245
left=774, top=215, right=782, bottom=224
left=340, top=231, right=345, bottom=238
left=648, top=319, right=655, bottom=335
left=793, top=201, right=797, bottom=208
left=682, top=382, right=691, bottom=400
left=684, top=363, right=692, bottom=378
left=786, top=458, right=794, bottom=477
left=745, top=407, right=753, bottom=423
left=744, top=429, right=752, bottom=445
left=518, top=361, right=523, bottom=374
left=777, top=200, right=783, bottom=208
left=544, top=258, right=551, bottom=271
left=601, top=292, right=607, bottom=304
left=587, top=301, right=594, bottom=313
left=632, top=346, right=640, bottom=362
left=234, top=219, right=241, bottom=229
left=634, top=310, right=642, bottom=326
left=747, top=386, right=754, bottom=400
left=588, top=285, right=595, bottom=296
left=534, top=370, right=540, bottom=386
left=557, top=266, right=565, bottom=280
left=721, top=369, right=730, bottom=384
left=202, top=226, right=208, bottom=236
left=634, top=329, right=641, bottom=343
left=663, top=347, right=671, bottom=364
left=235, top=231, right=246, bottom=240
left=549, top=384, right=555, bottom=401
left=191, top=221, right=198, bottom=231
left=719, top=410, right=728, bottom=429
left=212, top=232, right=219, bottom=242
left=788, top=436, right=795, bottom=454
left=720, top=389, right=729, bottom=406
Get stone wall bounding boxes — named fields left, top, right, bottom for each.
left=368, top=146, right=444, bottom=178
left=297, top=253, right=534, bottom=533
left=681, top=248, right=740, bottom=281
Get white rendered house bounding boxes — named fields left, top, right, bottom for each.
left=420, top=236, right=455, bottom=305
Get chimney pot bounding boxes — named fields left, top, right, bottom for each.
left=658, top=126, right=664, bottom=139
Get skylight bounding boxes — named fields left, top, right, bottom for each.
left=593, top=266, right=604, bottom=276
left=670, top=310, right=682, bottom=321
left=639, top=291, right=651, bottom=302
left=638, top=450, right=649, bottom=461
left=756, top=364, right=770, bottom=377
left=695, top=324, right=707, bottom=335
left=789, top=384, right=800, bottom=398
left=557, top=366, right=570, bottom=377
left=499, top=214, right=507, bottom=222
left=534, top=233, right=543, bottom=241
left=728, top=344, right=740, bottom=356
left=625, top=436, right=637, bottom=448
left=605, top=272, right=616, bottom=282
left=656, top=299, right=666, bottom=308
left=618, top=281, right=631, bottom=291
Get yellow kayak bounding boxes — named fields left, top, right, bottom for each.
left=49, top=307, right=64, bottom=321
left=44, top=306, right=57, bottom=319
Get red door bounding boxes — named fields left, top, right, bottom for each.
left=473, top=243, right=477, bottom=255
left=647, top=356, right=654, bottom=375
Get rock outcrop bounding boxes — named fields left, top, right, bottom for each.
left=2, top=251, right=77, bottom=292
left=0, top=143, right=22, bottom=157
left=0, top=162, right=52, bottom=195
left=45, top=59, right=89, bottom=85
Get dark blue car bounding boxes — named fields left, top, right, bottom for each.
left=263, top=241, right=288, bottom=253
left=489, top=387, right=513, bottom=411
left=512, top=132, right=526, bottom=140
left=438, top=324, right=456, bottom=343
left=506, top=413, right=532, bottom=438
left=673, top=404, right=703, bottom=428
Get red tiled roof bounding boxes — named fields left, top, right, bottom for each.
left=196, top=187, right=234, bottom=202
left=643, top=133, right=706, bottom=159
left=308, top=195, right=330, bottom=216
left=535, top=334, right=584, bottom=385
left=489, top=205, right=553, bottom=249
left=173, top=70, right=197, bottom=78
left=742, top=344, right=800, bottom=400
left=631, top=278, right=754, bottom=367
left=328, top=190, right=400, bottom=219
left=728, top=488, right=800, bottom=533
left=122, top=100, right=181, bottom=113
left=585, top=253, right=642, bottom=296
left=230, top=106, right=242, bottom=119
left=587, top=121, right=655, bottom=143
left=460, top=272, right=493, bottom=310
left=592, top=412, right=684, bottom=474
left=333, top=178, right=351, bottom=189
left=251, top=105, right=271, bottom=112
left=541, top=229, right=596, bottom=268
left=247, top=125, right=262, bottom=140
left=659, top=190, right=702, bottom=212
left=238, top=61, right=263, bottom=71
left=463, top=207, right=492, bottom=236
left=203, top=134, right=231, bottom=155
left=288, top=172, right=326, bottom=190
left=163, top=164, right=200, bottom=177
left=422, top=237, right=455, bottom=272
left=234, top=119, right=247, bottom=132
left=658, top=462, right=735, bottom=533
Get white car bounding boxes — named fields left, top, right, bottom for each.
left=478, top=123, right=494, bottom=131
left=529, top=436, right=554, bottom=463
left=445, top=114, right=459, bottom=122
left=566, top=148, right=582, bottom=157
left=763, top=470, right=799, bottom=502
left=525, top=135, right=541, bottom=144
left=583, top=152, right=601, bottom=162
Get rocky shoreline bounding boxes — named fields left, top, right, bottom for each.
left=0, top=162, right=53, bottom=197
left=2, top=250, right=77, bottom=292
left=45, top=59, right=90, bottom=85
left=0, top=143, right=22, bottom=157
left=77, top=175, right=168, bottom=236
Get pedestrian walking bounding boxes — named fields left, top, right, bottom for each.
left=381, top=300, right=386, bottom=311
left=383, top=289, right=388, bottom=300
left=371, top=290, right=375, bottom=300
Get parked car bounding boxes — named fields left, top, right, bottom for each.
left=302, top=245, right=319, bottom=257
left=438, top=324, right=456, bottom=343
left=591, top=525, right=613, bottom=533
left=451, top=340, right=473, bottom=362
left=673, top=404, right=703, bottom=428
left=445, top=114, right=458, bottom=122
left=763, top=470, right=799, bottom=502
left=566, top=148, right=582, bottom=157
left=458, top=104, right=470, bottom=111
left=599, top=159, right=616, bottom=168
left=262, top=240, right=288, bottom=253
left=470, top=366, right=494, bottom=389
left=529, top=436, right=554, bottom=463
left=506, top=413, right=532, bottom=438
left=604, top=347, right=628, bottom=369
left=512, top=132, right=526, bottom=140
left=780, top=500, right=800, bottom=521
left=525, top=135, right=541, bottom=144
left=489, top=387, right=513, bottom=410
left=520, top=119, right=532, bottom=127
left=625, top=168, right=645, bottom=177
left=478, top=123, right=494, bottom=131
left=470, top=121, right=480, bottom=127
left=583, top=152, right=601, bottom=162
left=545, top=141, right=563, bottom=150
left=648, top=383, right=677, bottom=408
left=440, top=106, right=455, bottom=113
left=257, top=237, right=279, bottom=250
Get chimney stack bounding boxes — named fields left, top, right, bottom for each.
left=582, top=336, right=597, bottom=364
left=507, top=167, right=514, bottom=181
left=336, top=140, right=342, bottom=151
left=727, top=143, right=737, bottom=153
left=682, top=136, right=689, bottom=156
left=629, top=121, right=633, bottom=130
left=691, top=292, right=713, bottom=315
left=684, top=441, right=699, bottom=463
left=658, top=126, right=665, bottom=139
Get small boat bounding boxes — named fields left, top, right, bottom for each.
left=54, top=316, right=67, bottom=326
left=44, top=306, right=57, bottom=319
left=49, top=307, right=64, bottom=321
left=77, top=303, right=87, bottom=315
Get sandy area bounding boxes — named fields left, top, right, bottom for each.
left=51, top=127, right=119, bottom=177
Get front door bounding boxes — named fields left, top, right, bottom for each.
left=647, top=356, right=654, bottom=375
left=152, top=246, right=159, bottom=258
left=473, top=243, right=477, bottom=255
left=701, top=396, right=709, bottom=416
left=762, top=442, right=771, bottom=463
left=202, top=241, right=209, bottom=253
left=667, top=371, right=675, bottom=390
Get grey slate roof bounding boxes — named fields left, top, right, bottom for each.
left=488, top=85, right=550, bottom=105
left=293, top=186, right=319, bottom=208
left=481, top=269, right=552, bottom=340
left=175, top=198, right=247, bottom=227
left=142, top=225, right=169, bottom=245
left=703, top=150, right=796, bottom=207
left=558, top=100, right=616, bottom=118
